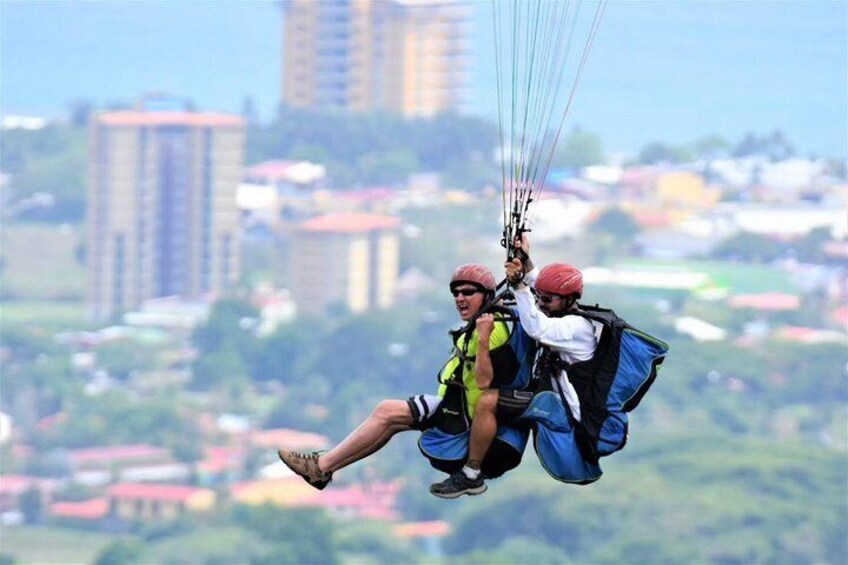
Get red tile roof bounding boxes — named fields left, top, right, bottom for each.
left=300, top=213, right=401, bottom=234
left=0, top=475, right=59, bottom=496
left=336, top=188, right=395, bottom=202
left=631, top=209, right=673, bottom=228
left=69, top=444, right=171, bottom=465
left=97, top=111, right=244, bottom=128
left=197, top=446, right=244, bottom=474
left=832, top=305, right=848, bottom=328
left=0, top=475, right=35, bottom=496
left=36, top=411, right=68, bottom=431
left=729, top=293, right=801, bottom=311
left=107, top=483, right=210, bottom=502
left=773, top=326, right=848, bottom=345
left=50, top=498, right=109, bottom=521
left=393, top=520, right=452, bottom=538
left=314, top=486, right=371, bottom=508
left=286, top=481, right=401, bottom=520
left=823, top=240, right=848, bottom=259
left=250, top=428, right=330, bottom=451
left=245, top=160, right=298, bottom=180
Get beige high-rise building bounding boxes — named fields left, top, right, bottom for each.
left=87, top=111, right=246, bottom=321
left=292, top=213, right=400, bottom=316
left=282, top=0, right=470, bottom=117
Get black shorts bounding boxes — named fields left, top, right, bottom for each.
left=407, top=394, right=442, bottom=431
left=496, top=389, right=535, bottom=423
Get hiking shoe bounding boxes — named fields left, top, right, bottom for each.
left=277, top=448, right=333, bottom=490
left=429, top=470, right=487, bottom=499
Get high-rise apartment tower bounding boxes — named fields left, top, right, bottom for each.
left=87, top=110, right=246, bottom=321
left=282, top=0, right=470, bottom=117
left=291, top=213, right=400, bottom=316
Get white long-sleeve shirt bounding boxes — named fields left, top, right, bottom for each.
left=514, top=267, right=601, bottom=421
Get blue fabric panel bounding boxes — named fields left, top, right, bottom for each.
left=418, top=425, right=529, bottom=466
left=496, top=423, right=531, bottom=453
left=517, top=391, right=602, bottom=482
left=419, top=428, right=468, bottom=463
left=534, top=425, right=603, bottom=483
left=518, top=391, right=573, bottom=432
left=507, top=314, right=536, bottom=390
left=596, top=412, right=628, bottom=456
left=608, top=330, right=668, bottom=410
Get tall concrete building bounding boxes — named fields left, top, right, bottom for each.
left=87, top=110, right=246, bottom=321
left=282, top=0, right=470, bottom=117
left=292, top=213, right=400, bottom=316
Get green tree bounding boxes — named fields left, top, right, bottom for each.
left=94, top=540, right=144, bottom=565
left=551, top=127, right=605, bottom=168
left=791, top=226, right=830, bottom=262
left=193, top=299, right=259, bottom=356
left=18, top=488, right=43, bottom=524
left=249, top=322, right=321, bottom=383
left=95, top=340, right=161, bottom=381
left=712, top=232, right=785, bottom=262
left=192, top=341, right=248, bottom=390
left=191, top=299, right=258, bottom=389
left=247, top=107, right=498, bottom=187
left=3, top=125, right=87, bottom=222
left=693, top=134, right=731, bottom=158
left=358, top=148, right=419, bottom=184
left=456, top=537, right=569, bottom=564
left=589, top=207, right=639, bottom=242
left=732, top=130, right=794, bottom=160
left=232, top=504, right=339, bottom=565
left=68, top=99, right=95, bottom=127
left=637, top=141, right=694, bottom=164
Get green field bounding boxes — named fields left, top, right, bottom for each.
left=621, top=258, right=798, bottom=294
left=2, top=300, right=88, bottom=329
left=1, top=223, right=86, bottom=300
left=0, top=525, right=128, bottom=564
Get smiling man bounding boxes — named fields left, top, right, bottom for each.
left=277, top=263, right=513, bottom=492
left=430, top=239, right=599, bottom=498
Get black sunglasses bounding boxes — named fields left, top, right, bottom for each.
left=451, top=287, right=481, bottom=297
left=532, top=290, right=563, bottom=304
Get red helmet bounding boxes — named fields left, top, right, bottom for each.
left=451, top=263, right=496, bottom=292
left=536, top=263, right=583, bottom=298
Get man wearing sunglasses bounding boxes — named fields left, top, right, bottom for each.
left=278, top=263, right=513, bottom=491
left=430, top=236, right=599, bottom=498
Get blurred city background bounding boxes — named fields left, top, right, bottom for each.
left=0, top=1, right=846, bottom=563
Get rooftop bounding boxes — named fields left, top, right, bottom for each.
left=96, top=111, right=244, bottom=128
left=393, top=520, right=452, bottom=539
left=250, top=428, right=330, bottom=451
left=300, top=213, right=401, bottom=234
left=108, top=483, right=212, bottom=502
left=729, top=293, right=801, bottom=311
left=69, top=444, right=171, bottom=465
left=245, top=160, right=326, bottom=184
left=50, top=498, right=109, bottom=521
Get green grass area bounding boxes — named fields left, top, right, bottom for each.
left=620, top=258, right=798, bottom=294
left=0, top=525, right=129, bottom=564
left=146, top=526, right=268, bottom=563
left=2, top=300, right=88, bottom=329
left=1, top=223, right=86, bottom=300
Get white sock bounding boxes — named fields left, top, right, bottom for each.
left=462, top=466, right=480, bottom=480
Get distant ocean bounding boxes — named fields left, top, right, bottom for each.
left=2, top=0, right=845, bottom=157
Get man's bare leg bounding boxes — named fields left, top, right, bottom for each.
left=466, top=389, right=499, bottom=472
left=318, top=399, right=413, bottom=473
left=428, top=390, right=498, bottom=498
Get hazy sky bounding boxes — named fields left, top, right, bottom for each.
left=2, top=0, right=845, bottom=157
